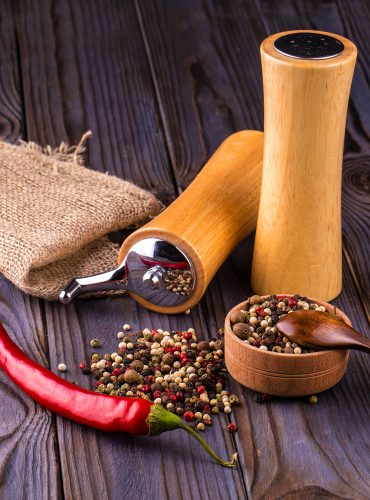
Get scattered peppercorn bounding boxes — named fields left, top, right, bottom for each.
left=308, top=395, right=318, bottom=405
left=227, top=423, right=237, bottom=433
left=81, top=326, right=239, bottom=432
left=57, top=363, right=67, bottom=372
left=254, top=392, right=273, bottom=403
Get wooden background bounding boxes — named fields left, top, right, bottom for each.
left=0, top=1, right=369, bottom=499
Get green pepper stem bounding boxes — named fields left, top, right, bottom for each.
left=147, top=404, right=238, bottom=468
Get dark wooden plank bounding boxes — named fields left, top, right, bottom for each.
left=0, top=0, right=22, bottom=141
left=342, top=156, right=370, bottom=320
left=135, top=0, right=265, bottom=190
left=0, top=2, right=63, bottom=498
left=0, top=277, right=62, bottom=500
left=13, top=0, right=248, bottom=498
left=15, top=0, right=176, bottom=203
left=137, top=1, right=370, bottom=499
left=199, top=240, right=370, bottom=500
left=44, top=298, right=247, bottom=500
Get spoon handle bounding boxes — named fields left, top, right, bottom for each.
left=347, top=334, right=370, bottom=353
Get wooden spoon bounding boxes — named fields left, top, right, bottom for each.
left=277, top=310, right=370, bottom=353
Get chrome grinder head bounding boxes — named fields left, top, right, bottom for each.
left=59, top=238, right=195, bottom=307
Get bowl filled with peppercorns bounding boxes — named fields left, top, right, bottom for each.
left=224, top=294, right=351, bottom=397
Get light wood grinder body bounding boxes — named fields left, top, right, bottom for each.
left=251, top=31, right=357, bottom=301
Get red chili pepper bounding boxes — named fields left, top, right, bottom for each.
left=0, top=322, right=236, bottom=467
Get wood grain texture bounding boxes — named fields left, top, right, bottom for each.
left=251, top=30, right=356, bottom=301
left=0, top=2, right=62, bottom=498
left=254, top=0, right=370, bottom=320
left=0, top=277, right=62, bottom=500
left=43, top=298, right=247, bottom=500
left=10, top=0, right=247, bottom=498
left=342, top=156, right=370, bottom=320
left=137, top=1, right=369, bottom=498
left=0, top=0, right=22, bottom=141
left=14, top=0, right=176, bottom=202
left=135, top=0, right=265, bottom=190
left=255, top=0, right=370, bottom=156
left=0, top=0, right=368, bottom=499
left=201, top=242, right=370, bottom=500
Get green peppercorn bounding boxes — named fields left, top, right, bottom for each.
left=229, top=395, right=240, bottom=405
left=90, top=339, right=101, bottom=348
left=309, top=395, right=318, bottom=405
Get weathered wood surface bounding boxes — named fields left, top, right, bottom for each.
left=0, top=1, right=369, bottom=499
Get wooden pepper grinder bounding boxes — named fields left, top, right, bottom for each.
left=251, top=31, right=357, bottom=301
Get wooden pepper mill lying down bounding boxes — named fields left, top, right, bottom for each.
left=60, top=131, right=263, bottom=313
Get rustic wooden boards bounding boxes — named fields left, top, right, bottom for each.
left=0, top=0, right=369, bottom=499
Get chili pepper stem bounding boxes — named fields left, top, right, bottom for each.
left=146, top=404, right=238, bottom=468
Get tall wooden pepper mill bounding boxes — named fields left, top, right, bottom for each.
left=251, top=31, right=357, bottom=301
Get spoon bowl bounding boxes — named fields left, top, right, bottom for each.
left=277, top=309, right=370, bottom=353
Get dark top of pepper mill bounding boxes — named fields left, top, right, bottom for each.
left=274, top=32, right=344, bottom=60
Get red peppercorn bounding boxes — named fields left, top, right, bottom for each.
left=184, top=411, right=195, bottom=422
left=153, top=390, right=162, bottom=399
left=170, top=394, right=177, bottom=402
left=182, top=332, right=192, bottom=340
left=95, top=381, right=102, bottom=387
left=141, top=385, right=150, bottom=393
left=227, top=423, right=237, bottom=433
left=79, top=362, right=86, bottom=370
left=203, top=404, right=211, bottom=413
left=175, top=391, right=184, bottom=401
left=288, top=298, right=297, bottom=308
left=197, top=385, right=206, bottom=394
left=257, top=309, right=267, bottom=317
left=254, top=339, right=261, bottom=348
left=111, top=368, right=121, bottom=376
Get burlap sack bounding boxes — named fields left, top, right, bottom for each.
left=0, top=132, right=163, bottom=299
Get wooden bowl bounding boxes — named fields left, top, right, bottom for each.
left=225, top=296, right=351, bottom=397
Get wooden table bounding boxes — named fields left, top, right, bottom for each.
left=1, top=1, right=369, bottom=499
